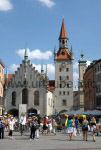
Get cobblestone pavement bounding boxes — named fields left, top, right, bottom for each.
left=0, top=131, right=101, bottom=150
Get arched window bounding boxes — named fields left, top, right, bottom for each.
left=22, top=88, right=29, bottom=104
left=34, top=91, right=39, bottom=106
left=12, top=91, right=16, bottom=106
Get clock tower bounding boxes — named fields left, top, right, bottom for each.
left=54, top=19, right=74, bottom=113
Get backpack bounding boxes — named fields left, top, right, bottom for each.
left=82, top=122, right=88, bottom=130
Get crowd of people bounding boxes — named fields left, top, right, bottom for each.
left=0, top=113, right=101, bottom=142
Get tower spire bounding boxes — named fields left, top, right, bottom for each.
left=41, top=60, right=44, bottom=74
left=59, top=18, right=68, bottom=40
left=24, top=42, right=28, bottom=62
left=45, top=64, right=48, bottom=80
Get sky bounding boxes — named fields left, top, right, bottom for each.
left=0, top=0, right=101, bottom=89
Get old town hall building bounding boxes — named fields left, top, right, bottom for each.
left=3, top=19, right=73, bottom=116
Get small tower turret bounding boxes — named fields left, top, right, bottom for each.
left=24, top=43, right=28, bottom=62
left=70, top=45, right=74, bottom=60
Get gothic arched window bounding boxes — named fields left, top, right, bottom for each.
left=12, top=91, right=16, bottom=106
left=34, top=91, right=39, bottom=106
left=22, top=88, right=29, bottom=104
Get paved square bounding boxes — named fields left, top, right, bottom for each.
left=0, top=131, right=101, bottom=150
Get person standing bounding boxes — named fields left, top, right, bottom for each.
left=30, top=116, right=37, bottom=140
left=35, top=117, right=40, bottom=139
left=19, top=114, right=26, bottom=136
left=90, top=117, right=97, bottom=142
left=82, top=118, right=88, bottom=141
left=0, top=117, right=5, bottom=139
left=67, top=116, right=74, bottom=141
left=8, top=117, right=15, bottom=139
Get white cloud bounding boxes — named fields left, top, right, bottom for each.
left=33, top=63, right=55, bottom=75
left=9, top=64, right=19, bottom=72
left=87, top=60, right=91, bottom=66
left=0, top=0, right=13, bottom=11
left=73, top=71, right=79, bottom=90
left=73, top=62, right=78, bottom=70
left=16, top=48, right=52, bottom=60
left=9, top=63, right=55, bottom=76
left=38, top=0, right=55, bottom=8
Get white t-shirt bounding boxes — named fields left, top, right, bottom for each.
left=9, top=121, right=15, bottom=130
left=19, top=116, right=26, bottom=125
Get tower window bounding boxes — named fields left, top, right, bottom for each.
left=67, top=84, right=69, bottom=88
left=66, top=68, right=69, bottom=72
left=59, top=68, right=62, bottom=72
left=62, top=40, right=64, bottom=44
left=59, top=76, right=62, bottom=80
left=60, top=84, right=62, bottom=88
left=59, top=91, right=61, bottom=95
left=67, top=91, right=70, bottom=95
left=63, top=91, right=65, bottom=95
left=61, top=51, right=65, bottom=55
left=62, top=100, right=66, bottom=106
left=67, top=76, right=69, bottom=80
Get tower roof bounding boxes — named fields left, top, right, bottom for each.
left=59, top=18, right=68, bottom=40
left=78, top=52, right=87, bottom=64
left=56, top=48, right=71, bottom=60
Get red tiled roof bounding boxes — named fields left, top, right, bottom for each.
left=56, top=48, right=71, bottom=60
left=4, top=74, right=14, bottom=83
left=59, top=19, right=68, bottom=40
left=48, top=80, right=55, bottom=91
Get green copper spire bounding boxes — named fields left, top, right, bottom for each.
left=70, top=45, right=74, bottom=60
left=24, top=42, right=28, bottom=62
left=41, top=60, right=44, bottom=74
left=78, top=51, right=87, bottom=64
left=6, top=68, right=8, bottom=86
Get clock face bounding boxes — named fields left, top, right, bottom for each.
left=60, top=80, right=66, bottom=88
left=61, top=62, right=66, bottom=68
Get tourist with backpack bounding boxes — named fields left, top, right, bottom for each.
left=82, top=118, right=88, bottom=141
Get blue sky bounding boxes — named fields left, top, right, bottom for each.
left=0, top=0, right=101, bottom=88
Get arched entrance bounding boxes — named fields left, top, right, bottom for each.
left=59, top=110, right=67, bottom=114
left=28, top=108, right=37, bottom=116
left=8, top=109, right=18, bottom=117
left=22, top=88, right=29, bottom=104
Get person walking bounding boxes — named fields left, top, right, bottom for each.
left=67, top=116, right=74, bottom=141
left=82, top=118, right=88, bottom=141
left=75, top=117, right=81, bottom=136
left=90, top=117, right=97, bottom=142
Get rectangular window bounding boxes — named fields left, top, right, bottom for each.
left=63, top=91, right=65, bottom=95
left=66, top=68, right=69, bottom=72
left=60, top=84, right=62, bottom=88
left=67, top=91, right=69, bottom=95
left=59, top=76, right=62, bottom=80
left=62, top=100, right=66, bottom=106
left=67, top=76, right=69, bottom=80
left=67, top=84, right=69, bottom=88
left=59, top=91, right=61, bottom=95
left=59, top=68, right=62, bottom=72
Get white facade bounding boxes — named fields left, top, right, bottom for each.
left=4, top=59, right=54, bottom=117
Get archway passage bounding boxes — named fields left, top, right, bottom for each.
left=8, top=109, right=18, bottom=117
left=59, top=109, right=67, bottom=114
left=28, top=108, right=37, bottom=116
left=22, top=88, right=29, bottom=104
